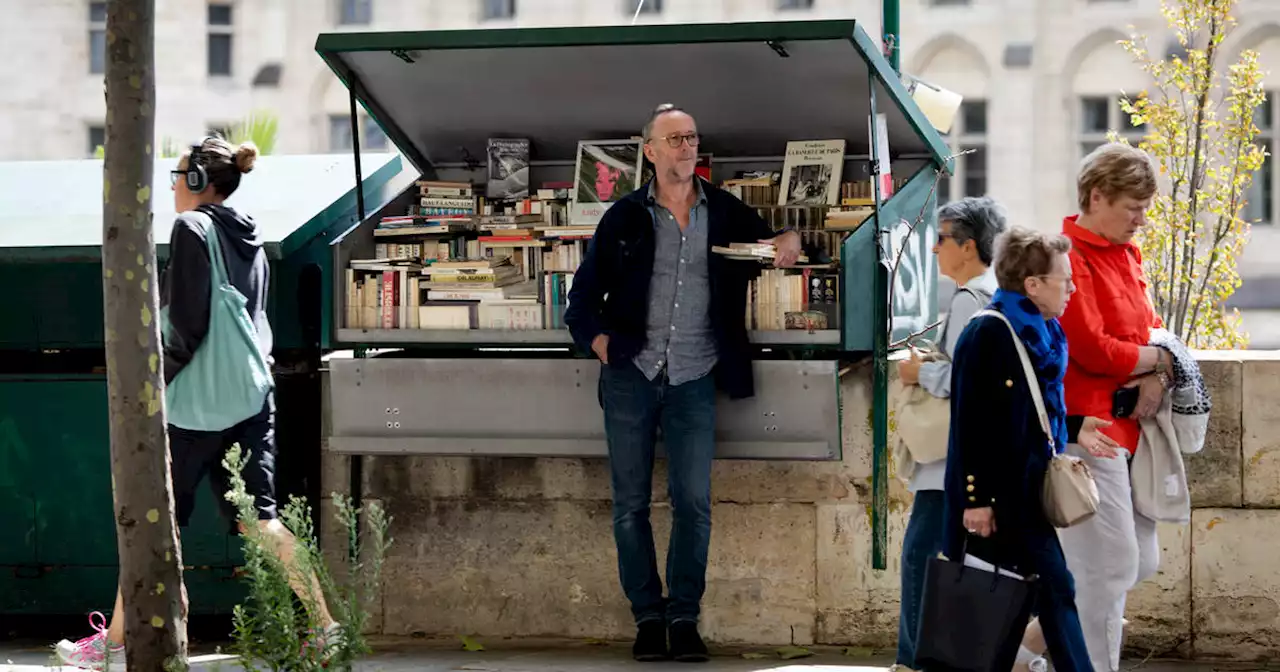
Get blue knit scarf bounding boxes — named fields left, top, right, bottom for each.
left=990, top=288, right=1070, bottom=456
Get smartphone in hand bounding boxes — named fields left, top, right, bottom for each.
left=1112, top=385, right=1139, bottom=419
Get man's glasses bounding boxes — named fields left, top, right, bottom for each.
left=169, top=170, right=186, bottom=186
left=652, top=133, right=700, bottom=149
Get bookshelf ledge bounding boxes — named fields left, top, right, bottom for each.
left=335, top=328, right=841, bottom=347
left=337, top=328, right=573, bottom=345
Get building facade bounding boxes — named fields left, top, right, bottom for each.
left=4, top=0, right=1280, bottom=342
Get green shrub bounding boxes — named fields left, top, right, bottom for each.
left=222, top=444, right=392, bottom=671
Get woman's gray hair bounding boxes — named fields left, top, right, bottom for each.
left=935, top=196, right=1008, bottom=266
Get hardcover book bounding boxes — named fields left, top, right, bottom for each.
left=778, top=139, right=846, bottom=206
left=571, top=138, right=643, bottom=225
left=486, top=138, right=531, bottom=200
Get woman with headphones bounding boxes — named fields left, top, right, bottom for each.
left=57, top=137, right=344, bottom=669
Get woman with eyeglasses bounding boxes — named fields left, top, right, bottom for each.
left=940, top=226, right=1112, bottom=672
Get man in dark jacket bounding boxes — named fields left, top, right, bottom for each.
left=565, top=104, right=801, bottom=662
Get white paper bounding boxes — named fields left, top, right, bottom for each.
left=963, top=553, right=1026, bottom=581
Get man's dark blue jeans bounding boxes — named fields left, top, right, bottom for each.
left=599, top=363, right=716, bottom=626
left=897, top=490, right=946, bottom=669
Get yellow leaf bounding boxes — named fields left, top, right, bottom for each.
left=459, top=635, right=485, bottom=652
left=776, top=646, right=812, bottom=660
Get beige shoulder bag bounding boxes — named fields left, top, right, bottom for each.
left=975, top=310, right=1100, bottom=528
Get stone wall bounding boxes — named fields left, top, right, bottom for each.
left=320, top=352, right=1280, bottom=661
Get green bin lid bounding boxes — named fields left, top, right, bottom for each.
left=0, top=152, right=404, bottom=260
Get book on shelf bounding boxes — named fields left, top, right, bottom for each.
left=823, top=207, right=875, bottom=231
left=712, top=242, right=810, bottom=265
left=746, top=268, right=840, bottom=332
left=341, top=137, right=870, bottom=337
left=696, top=153, right=713, bottom=182
left=779, top=139, right=846, bottom=206
left=486, top=137, right=531, bottom=200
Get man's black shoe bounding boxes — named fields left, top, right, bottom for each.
left=669, top=622, right=709, bottom=663
left=632, top=621, right=668, bottom=662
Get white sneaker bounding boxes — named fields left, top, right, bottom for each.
left=1029, top=656, right=1049, bottom=672
left=324, top=621, right=346, bottom=652
left=55, top=612, right=126, bottom=670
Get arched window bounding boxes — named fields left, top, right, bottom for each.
left=913, top=37, right=991, bottom=202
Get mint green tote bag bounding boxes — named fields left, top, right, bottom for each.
left=160, top=213, right=273, bottom=431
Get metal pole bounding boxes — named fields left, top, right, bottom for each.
left=349, top=80, right=367, bottom=225
left=868, top=81, right=890, bottom=572
left=348, top=80, right=366, bottom=554
left=883, top=0, right=900, bottom=71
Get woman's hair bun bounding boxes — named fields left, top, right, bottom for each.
left=234, top=142, right=259, bottom=174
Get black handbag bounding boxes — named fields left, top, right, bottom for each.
left=914, top=550, right=1039, bottom=672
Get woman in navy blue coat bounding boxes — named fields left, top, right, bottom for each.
left=941, top=226, right=1115, bottom=672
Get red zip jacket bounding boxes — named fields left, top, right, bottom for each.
left=1059, top=215, right=1160, bottom=453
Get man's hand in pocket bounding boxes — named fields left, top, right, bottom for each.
left=592, top=334, right=610, bottom=364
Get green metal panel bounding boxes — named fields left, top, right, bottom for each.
left=840, top=167, right=942, bottom=350
left=0, top=376, right=243, bottom=614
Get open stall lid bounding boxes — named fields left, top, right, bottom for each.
left=314, top=19, right=951, bottom=175
left=0, top=153, right=408, bottom=262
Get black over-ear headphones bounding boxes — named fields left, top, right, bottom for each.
left=185, top=136, right=215, bottom=193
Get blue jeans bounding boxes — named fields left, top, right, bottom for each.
left=599, top=363, right=716, bottom=626
left=897, top=490, right=946, bottom=668
left=1024, top=528, right=1093, bottom=672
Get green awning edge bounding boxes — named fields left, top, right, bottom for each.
left=315, top=19, right=953, bottom=176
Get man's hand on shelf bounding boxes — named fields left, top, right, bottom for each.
left=763, top=230, right=803, bottom=268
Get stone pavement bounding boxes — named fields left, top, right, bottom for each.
left=0, top=639, right=1258, bottom=672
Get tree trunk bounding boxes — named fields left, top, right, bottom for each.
left=102, top=1, right=189, bottom=669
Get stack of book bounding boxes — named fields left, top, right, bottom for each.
left=746, top=268, right=840, bottom=332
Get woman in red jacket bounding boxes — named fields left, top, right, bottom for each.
left=1057, top=143, right=1174, bottom=672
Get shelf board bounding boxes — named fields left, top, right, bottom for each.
left=335, top=328, right=842, bottom=347
left=338, top=328, right=572, bottom=345
left=750, top=330, right=841, bottom=345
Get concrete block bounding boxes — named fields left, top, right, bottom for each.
left=381, top=499, right=633, bottom=640
left=378, top=499, right=817, bottom=645
left=814, top=503, right=909, bottom=647
left=700, top=503, right=818, bottom=645
left=1185, top=358, right=1243, bottom=508
left=364, top=455, right=617, bottom=502
left=1242, top=360, right=1280, bottom=507
left=1123, top=522, right=1192, bottom=658
left=1192, top=509, right=1280, bottom=660
left=320, top=450, right=350, bottom=498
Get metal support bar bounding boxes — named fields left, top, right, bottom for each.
left=347, top=79, right=366, bottom=556
left=868, top=81, right=890, bottom=572
left=883, top=0, right=901, bottom=71
left=348, top=77, right=366, bottom=227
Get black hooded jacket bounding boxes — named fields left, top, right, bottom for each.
left=160, top=203, right=273, bottom=385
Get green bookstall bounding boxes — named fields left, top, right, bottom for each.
left=315, top=19, right=952, bottom=567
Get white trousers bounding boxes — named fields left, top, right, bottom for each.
left=1057, top=444, right=1161, bottom=672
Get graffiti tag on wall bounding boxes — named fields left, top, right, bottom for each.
left=888, top=216, right=938, bottom=344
